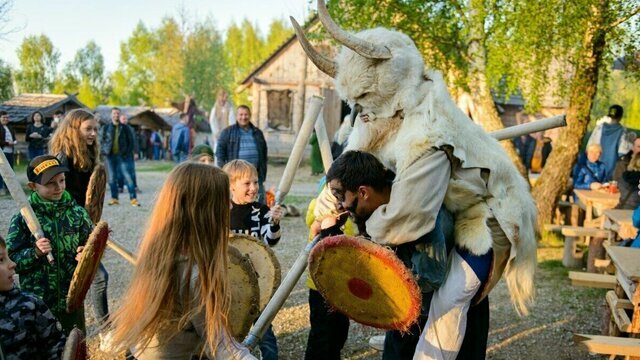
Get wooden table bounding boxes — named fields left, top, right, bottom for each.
left=605, top=245, right=640, bottom=336
left=574, top=189, right=620, bottom=226
left=574, top=246, right=640, bottom=358
left=603, top=209, right=638, bottom=240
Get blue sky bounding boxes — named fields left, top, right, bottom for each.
left=0, top=0, right=311, bottom=72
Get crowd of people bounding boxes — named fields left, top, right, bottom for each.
left=1, top=95, right=638, bottom=359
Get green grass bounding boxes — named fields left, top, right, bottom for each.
left=283, top=194, right=314, bottom=206
left=135, top=161, right=175, bottom=173
left=539, top=230, right=564, bottom=248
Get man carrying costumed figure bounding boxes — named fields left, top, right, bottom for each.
left=292, top=1, right=537, bottom=358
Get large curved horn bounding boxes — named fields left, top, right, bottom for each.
left=290, top=16, right=337, bottom=78
left=317, top=0, right=391, bottom=60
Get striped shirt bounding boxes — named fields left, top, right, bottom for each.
left=238, top=128, right=259, bottom=169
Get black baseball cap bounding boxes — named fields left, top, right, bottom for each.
left=27, top=155, right=68, bottom=184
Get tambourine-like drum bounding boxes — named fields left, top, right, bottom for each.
left=84, top=163, right=107, bottom=224
left=66, top=221, right=109, bottom=313
left=308, top=235, right=421, bottom=332
left=230, top=234, right=281, bottom=311
left=228, top=246, right=261, bottom=340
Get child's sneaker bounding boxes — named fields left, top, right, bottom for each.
left=130, top=199, right=140, bottom=207
left=108, top=199, right=119, bottom=205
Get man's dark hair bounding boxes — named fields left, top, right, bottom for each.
left=608, top=104, right=623, bottom=120
left=326, top=150, right=392, bottom=192
left=237, top=105, right=251, bottom=114
left=54, top=110, right=64, bottom=116
left=111, top=107, right=121, bottom=112
left=0, top=111, right=7, bottom=116
left=180, top=112, right=189, bottom=121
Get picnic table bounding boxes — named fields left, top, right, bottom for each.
left=574, top=189, right=620, bottom=227
left=576, top=246, right=640, bottom=358
left=603, top=209, right=638, bottom=240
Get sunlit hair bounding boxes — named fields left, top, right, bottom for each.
left=48, top=109, right=99, bottom=172
left=108, top=163, right=232, bottom=355
left=586, top=143, right=602, bottom=153
left=222, top=159, right=258, bottom=183
left=628, top=153, right=640, bottom=171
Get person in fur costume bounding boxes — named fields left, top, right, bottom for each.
left=292, top=1, right=537, bottom=358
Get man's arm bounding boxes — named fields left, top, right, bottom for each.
left=216, top=128, right=230, bottom=166
left=366, top=149, right=451, bottom=246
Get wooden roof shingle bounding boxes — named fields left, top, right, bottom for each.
left=0, top=93, right=87, bottom=124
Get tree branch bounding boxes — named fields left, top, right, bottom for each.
left=607, top=4, right=640, bottom=29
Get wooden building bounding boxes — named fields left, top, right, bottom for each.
left=237, top=15, right=347, bottom=156
left=94, top=105, right=171, bottom=131
left=0, top=93, right=87, bottom=132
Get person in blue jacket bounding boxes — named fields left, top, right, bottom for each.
left=574, top=144, right=607, bottom=190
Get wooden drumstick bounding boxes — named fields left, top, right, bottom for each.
left=0, top=151, right=54, bottom=264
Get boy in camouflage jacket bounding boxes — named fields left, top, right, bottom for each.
left=6, top=155, right=93, bottom=334
left=0, top=235, right=66, bottom=359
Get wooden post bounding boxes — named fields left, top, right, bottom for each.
left=587, top=237, right=606, bottom=273
left=563, top=235, right=583, bottom=268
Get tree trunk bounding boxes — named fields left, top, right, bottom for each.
left=532, top=0, right=609, bottom=227
left=467, top=0, right=527, bottom=176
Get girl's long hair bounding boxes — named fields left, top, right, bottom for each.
left=48, top=109, right=99, bottom=171
left=109, top=163, right=232, bottom=354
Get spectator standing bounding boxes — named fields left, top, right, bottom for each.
left=587, top=104, right=632, bottom=180
left=614, top=138, right=640, bottom=209
left=0, top=111, right=17, bottom=196
left=99, top=107, right=139, bottom=206
left=150, top=130, right=163, bottom=160
left=512, top=134, right=536, bottom=172
left=25, top=111, right=52, bottom=160
left=209, top=89, right=235, bottom=148
left=170, top=113, right=190, bottom=163
left=51, top=110, right=64, bottom=130
left=216, top=105, right=268, bottom=203
left=116, top=114, right=139, bottom=194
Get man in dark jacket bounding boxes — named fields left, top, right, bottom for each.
left=1, top=111, right=17, bottom=195
left=99, top=107, right=139, bottom=206
left=512, top=134, right=536, bottom=172
left=216, top=105, right=268, bottom=202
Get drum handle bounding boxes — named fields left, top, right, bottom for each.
left=243, top=234, right=322, bottom=348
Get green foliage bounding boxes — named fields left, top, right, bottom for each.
left=55, top=41, right=108, bottom=108
left=592, top=70, right=640, bottom=130
left=264, top=18, right=294, bottom=58
left=225, top=17, right=293, bottom=105
left=14, top=34, right=60, bottom=93
left=109, top=22, right=155, bottom=106
left=109, top=17, right=229, bottom=110
left=148, top=18, right=184, bottom=107
left=183, top=19, right=231, bottom=111
left=0, top=59, right=13, bottom=101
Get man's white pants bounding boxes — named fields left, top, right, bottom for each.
left=413, top=250, right=482, bottom=360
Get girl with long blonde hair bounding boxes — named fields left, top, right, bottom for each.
left=108, top=163, right=255, bottom=359
left=48, top=109, right=100, bottom=205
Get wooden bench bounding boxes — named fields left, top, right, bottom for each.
left=544, top=225, right=612, bottom=269
left=569, top=271, right=616, bottom=289
left=575, top=334, right=640, bottom=358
